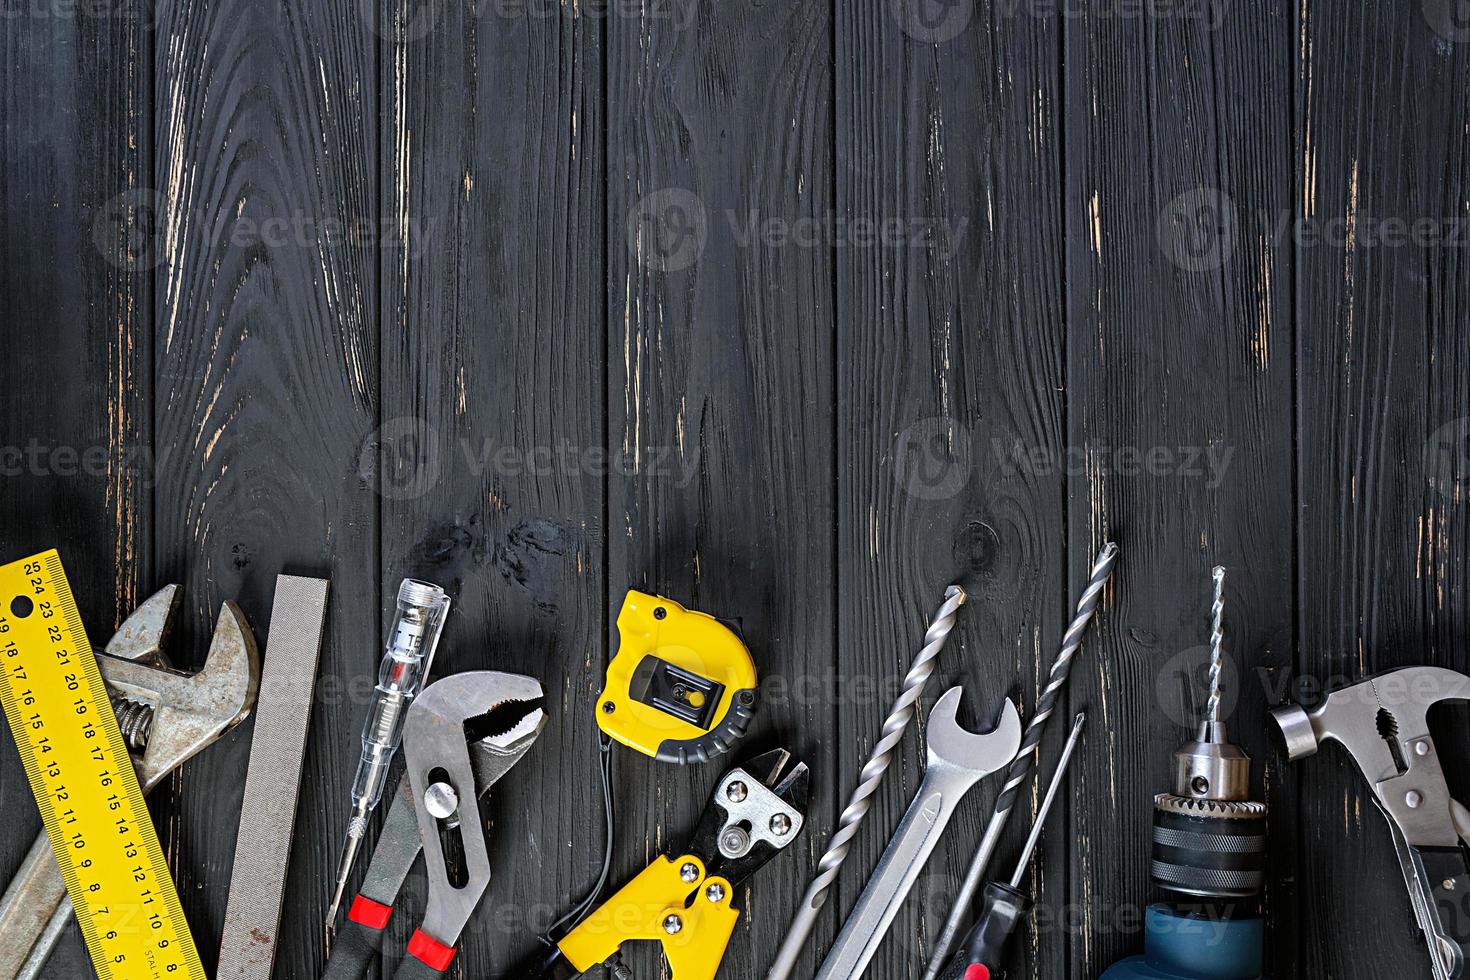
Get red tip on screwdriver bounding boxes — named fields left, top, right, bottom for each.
left=964, top=966, right=992, bottom=980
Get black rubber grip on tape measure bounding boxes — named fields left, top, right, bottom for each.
left=1150, top=807, right=1266, bottom=899
left=654, top=688, right=757, bottom=764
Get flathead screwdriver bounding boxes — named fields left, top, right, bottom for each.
left=937, top=711, right=1085, bottom=980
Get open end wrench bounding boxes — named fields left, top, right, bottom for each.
left=0, top=586, right=261, bottom=980
left=813, top=688, right=1022, bottom=980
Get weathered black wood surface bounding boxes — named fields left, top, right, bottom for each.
left=1, top=1, right=1468, bottom=978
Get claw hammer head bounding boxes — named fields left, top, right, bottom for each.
left=97, top=585, right=262, bottom=791
left=926, top=687, right=1024, bottom=776
left=1271, top=666, right=1470, bottom=844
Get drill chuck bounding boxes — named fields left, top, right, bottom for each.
left=1150, top=721, right=1267, bottom=902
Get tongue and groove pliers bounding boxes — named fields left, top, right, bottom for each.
left=322, top=670, right=546, bottom=980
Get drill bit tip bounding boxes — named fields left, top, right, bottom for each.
left=1207, top=565, right=1226, bottom=725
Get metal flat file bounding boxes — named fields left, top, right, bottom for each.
left=217, top=574, right=330, bottom=980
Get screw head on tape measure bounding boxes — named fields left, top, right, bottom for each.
left=595, top=591, right=758, bottom=764
left=0, top=551, right=207, bottom=980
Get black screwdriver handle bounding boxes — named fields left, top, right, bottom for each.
left=934, top=880, right=1032, bottom=980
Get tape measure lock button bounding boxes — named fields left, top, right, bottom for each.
left=596, top=591, right=758, bottom=764
left=629, top=656, right=724, bottom=729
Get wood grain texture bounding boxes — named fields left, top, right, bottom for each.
left=375, top=0, right=606, bottom=974
left=1294, top=0, right=1470, bottom=974
left=605, top=0, right=836, bottom=976
left=142, top=0, right=380, bottom=974
left=0, top=2, right=152, bottom=977
left=832, top=1, right=1069, bottom=975
left=1062, top=0, right=1297, bottom=975
left=0, top=0, right=1468, bottom=978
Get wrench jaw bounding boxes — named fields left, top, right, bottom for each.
left=814, top=691, right=1024, bottom=980
left=402, top=672, right=546, bottom=956
left=103, top=585, right=180, bottom=666
left=0, top=587, right=262, bottom=980
left=926, top=688, right=1023, bottom=777
left=97, top=600, right=262, bottom=791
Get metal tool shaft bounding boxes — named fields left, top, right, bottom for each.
left=325, top=579, right=449, bottom=933
left=218, top=576, right=330, bottom=980
left=814, top=691, right=1022, bottom=980
left=1007, top=712, right=1085, bottom=889
left=766, top=586, right=967, bottom=980
left=922, top=542, right=1118, bottom=979
left=1207, top=565, right=1225, bottom=725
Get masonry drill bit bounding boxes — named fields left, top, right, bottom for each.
left=923, top=541, right=1120, bottom=979
left=1207, top=565, right=1225, bottom=724
left=766, top=585, right=968, bottom=980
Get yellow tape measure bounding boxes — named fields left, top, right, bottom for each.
left=0, top=550, right=204, bottom=980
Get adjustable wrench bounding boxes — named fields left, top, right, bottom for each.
left=1272, top=666, right=1470, bottom=980
left=0, top=585, right=261, bottom=980
left=814, top=687, right=1022, bottom=980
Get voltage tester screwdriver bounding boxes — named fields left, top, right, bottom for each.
left=325, top=578, right=451, bottom=933
left=938, top=711, right=1086, bottom=980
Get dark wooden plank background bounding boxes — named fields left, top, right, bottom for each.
left=1, top=0, right=1468, bottom=978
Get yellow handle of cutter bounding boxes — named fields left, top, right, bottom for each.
left=557, top=855, right=739, bottom=980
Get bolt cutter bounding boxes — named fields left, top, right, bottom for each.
left=528, top=748, right=809, bottom=980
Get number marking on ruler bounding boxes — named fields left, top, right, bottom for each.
left=0, top=550, right=205, bottom=980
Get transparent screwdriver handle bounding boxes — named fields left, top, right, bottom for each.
left=350, top=579, right=449, bottom=815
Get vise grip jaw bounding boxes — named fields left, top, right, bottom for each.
left=1271, top=666, right=1470, bottom=980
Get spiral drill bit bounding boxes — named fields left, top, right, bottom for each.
left=766, top=585, right=968, bottom=980
left=1207, top=565, right=1225, bottom=724
left=1147, top=563, right=1265, bottom=903
left=923, top=540, right=1120, bottom=979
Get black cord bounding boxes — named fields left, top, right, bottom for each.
left=542, top=732, right=617, bottom=944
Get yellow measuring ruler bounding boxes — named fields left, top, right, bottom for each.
left=0, top=550, right=205, bottom=980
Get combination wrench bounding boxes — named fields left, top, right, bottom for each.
left=814, top=687, right=1022, bottom=980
